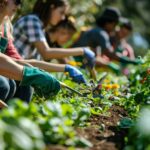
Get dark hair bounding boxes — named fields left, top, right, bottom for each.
left=49, top=16, right=76, bottom=33
left=33, top=0, right=68, bottom=27
left=96, top=18, right=118, bottom=28
left=15, top=0, right=22, bottom=5
left=0, top=0, right=7, bottom=8
left=120, top=19, right=133, bottom=31
left=96, top=7, right=121, bottom=27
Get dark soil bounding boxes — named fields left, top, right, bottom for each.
left=76, top=105, right=128, bottom=150
left=47, top=105, right=128, bottom=150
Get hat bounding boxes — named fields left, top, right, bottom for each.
left=100, top=7, right=121, bottom=23
left=119, top=18, right=133, bottom=31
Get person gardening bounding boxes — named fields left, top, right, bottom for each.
left=110, top=18, right=136, bottom=74
left=0, top=53, right=60, bottom=101
left=13, top=0, right=95, bottom=72
left=44, top=7, right=142, bottom=74
left=110, top=18, right=135, bottom=59
left=0, top=0, right=86, bottom=104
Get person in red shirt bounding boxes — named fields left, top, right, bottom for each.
left=0, top=16, right=32, bottom=102
left=0, top=1, right=61, bottom=103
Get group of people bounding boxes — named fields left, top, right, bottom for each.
left=45, top=7, right=139, bottom=72
left=0, top=0, right=141, bottom=104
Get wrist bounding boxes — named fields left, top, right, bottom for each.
left=65, top=64, right=71, bottom=72
left=21, top=66, right=26, bottom=80
left=20, top=66, right=28, bottom=86
left=83, top=47, right=88, bottom=55
left=78, top=48, right=84, bottom=56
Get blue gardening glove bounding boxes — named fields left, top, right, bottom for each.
left=21, top=66, right=60, bottom=98
left=83, top=48, right=95, bottom=68
left=65, top=64, right=86, bottom=84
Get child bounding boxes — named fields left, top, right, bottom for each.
left=110, top=18, right=135, bottom=59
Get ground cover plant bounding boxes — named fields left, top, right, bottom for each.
left=0, top=52, right=149, bottom=150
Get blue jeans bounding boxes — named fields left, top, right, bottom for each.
left=0, top=76, right=16, bottom=101
left=14, top=81, right=33, bottom=103
left=0, top=76, right=33, bottom=103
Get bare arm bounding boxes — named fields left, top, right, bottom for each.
left=17, top=59, right=65, bottom=72
left=12, top=58, right=33, bottom=67
left=95, top=31, right=121, bottom=61
left=95, top=55, right=110, bottom=67
left=0, top=53, right=23, bottom=81
left=124, top=44, right=135, bottom=59
left=57, top=58, right=70, bottom=64
left=33, top=41, right=84, bottom=61
left=102, top=48, right=121, bottom=61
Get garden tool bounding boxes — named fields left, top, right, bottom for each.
left=60, top=82, right=84, bottom=97
left=92, top=72, right=108, bottom=97
left=97, top=72, right=108, bottom=85
left=89, top=67, right=97, bottom=81
left=82, top=49, right=97, bottom=81
left=0, top=100, right=8, bottom=109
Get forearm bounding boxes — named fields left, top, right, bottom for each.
left=0, top=54, right=23, bottom=80
left=13, top=58, right=33, bottom=67
left=20, top=59, right=65, bottom=72
left=128, top=51, right=135, bottom=60
left=95, top=56, right=109, bottom=67
left=57, top=58, right=70, bottom=64
left=34, top=41, right=84, bottom=60
left=103, top=49, right=120, bottom=61
left=43, top=48, right=84, bottom=60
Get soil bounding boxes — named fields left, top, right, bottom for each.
left=47, top=105, right=128, bottom=150
left=76, top=105, right=128, bottom=150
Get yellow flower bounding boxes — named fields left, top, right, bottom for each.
left=64, top=72, right=69, bottom=75
left=104, top=79, right=110, bottom=83
left=68, top=61, right=77, bottom=66
left=76, top=62, right=82, bottom=66
left=103, top=84, right=112, bottom=90
left=111, top=84, right=120, bottom=89
left=68, top=61, right=82, bottom=67
left=114, top=91, right=119, bottom=96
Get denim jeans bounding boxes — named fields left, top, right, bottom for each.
left=14, top=81, right=33, bottom=103
left=0, top=76, right=33, bottom=103
left=0, top=76, right=16, bottom=101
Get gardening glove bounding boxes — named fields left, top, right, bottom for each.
left=120, top=56, right=143, bottom=65
left=21, top=66, right=60, bottom=98
left=65, top=64, right=86, bottom=84
left=83, top=47, right=95, bottom=68
left=132, top=58, right=144, bottom=65
left=115, top=46, right=124, bottom=53
left=107, top=62, right=121, bottom=74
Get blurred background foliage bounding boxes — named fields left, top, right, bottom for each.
left=15, top=0, right=150, bottom=56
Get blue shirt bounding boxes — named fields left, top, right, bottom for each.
left=72, top=27, right=112, bottom=62
left=72, top=27, right=112, bottom=53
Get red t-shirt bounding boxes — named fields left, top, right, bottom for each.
left=1, top=24, right=22, bottom=60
